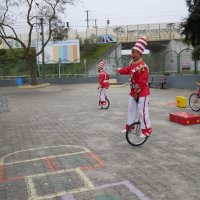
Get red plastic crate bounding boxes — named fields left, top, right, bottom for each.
left=169, top=112, right=200, bottom=125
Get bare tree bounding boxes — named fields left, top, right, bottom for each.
left=0, top=0, right=77, bottom=85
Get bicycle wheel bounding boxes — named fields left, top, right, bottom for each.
left=126, top=122, right=148, bottom=146
left=99, top=98, right=110, bottom=109
left=189, top=93, right=200, bottom=112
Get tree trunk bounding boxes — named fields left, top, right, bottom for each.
left=27, top=57, right=37, bottom=85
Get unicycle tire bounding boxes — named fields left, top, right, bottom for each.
left=126, top=122, right=148, bottom=146
left=99, top=98, right=110, bottom=109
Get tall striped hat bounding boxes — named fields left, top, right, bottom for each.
left=98, top=60, right=106, bottom=70
left=133, top=36, right=147, bottom=56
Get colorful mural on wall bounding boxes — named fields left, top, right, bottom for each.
left=36, top=40, right=80, bottom=64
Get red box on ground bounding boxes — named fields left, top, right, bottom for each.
left=169, top=112, right=200, bottom=125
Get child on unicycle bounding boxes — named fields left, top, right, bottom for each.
left=97, top=60, right=110, bottom=109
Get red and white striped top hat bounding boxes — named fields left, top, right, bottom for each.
left=133, top=36, right=147, bottom=56
left=98, top=60, right=106, bottom=70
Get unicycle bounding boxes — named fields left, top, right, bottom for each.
left=99, top=96, right=110, bottom=109
left=126, top=121, right=149, bottom=146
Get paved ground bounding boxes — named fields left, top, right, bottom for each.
left=0, top=83, right=200, bottom=200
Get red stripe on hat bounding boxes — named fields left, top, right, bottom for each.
left=135, top=44, right=145, bottom=52
left=137, top=38, right=147, bottom=46
left=133, top=37, right=147, bottom=55
left=98, top=60, right=106, bottom=68
left=137, top=41, right=146, bottom=48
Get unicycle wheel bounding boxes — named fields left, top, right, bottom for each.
left=126, top=122, right=148, bottom=146
left=99, top=98, right=110, bottom=109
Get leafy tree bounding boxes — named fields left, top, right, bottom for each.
left=81, top=34, right=98, bottom=56
left=181, top=0, right=200, bottom=47
left=181, top=0, right=200, bottom=60
left=0, top=0, right=78, bottom=85
left=0, top=49, right=7, bottom=64
left=192, top=45, right=200, bottom=60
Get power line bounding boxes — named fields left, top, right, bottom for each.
left=0, top=5, right=26, bottom=20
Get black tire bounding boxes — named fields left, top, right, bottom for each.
left=99, top=98, right=110, bottom=109
left=189, top=93, right=200, bottom=112
left=126, top=122, right=148, bottom=146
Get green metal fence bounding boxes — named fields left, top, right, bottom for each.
left=117, top=48, right=199, bottom=75
left=0, top=48, right=199, bottom=80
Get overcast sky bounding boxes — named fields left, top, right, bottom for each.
left=3, top=0, right=189, bottom=33
left=64, top=0, right=189, bottom=30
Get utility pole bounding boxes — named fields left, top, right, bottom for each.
left=85, top=10, right=90, bottom=28
left=40, top=17, right=45, bottom=78
left=106, top=19, right=110, bottom=35
left=94, top=19, right=98, bottom=42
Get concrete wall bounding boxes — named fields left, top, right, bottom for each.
left=0, top=77, right=98, bottom=87
left=167, top=75, right=200, bottom=90
left=117, top=74, right=200, bottom=90
left=0, top=80, right=16, bottom=87
left=0, top=75, right=199, bottom=90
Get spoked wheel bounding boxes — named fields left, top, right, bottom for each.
left=99, top=98, right=110, bottom=109
left=126, top=122, right=148, bottom=146
left=189, top=93, right=200, bottom=112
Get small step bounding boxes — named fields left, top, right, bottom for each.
left=109, top=79, right=117, bottom=84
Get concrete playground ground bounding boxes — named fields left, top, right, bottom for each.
left=0, top=83, right=200, bottom=200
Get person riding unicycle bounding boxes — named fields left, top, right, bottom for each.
left=97, top=60, right=110, bottom=109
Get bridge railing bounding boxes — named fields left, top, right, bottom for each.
left=68, top=22, right=183, bottom=43
left=117, top=33, right=182, bottom=42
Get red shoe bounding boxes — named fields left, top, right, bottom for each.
left=121, top=124, right=134, bottom=133
left=142, top=128, right=152, bottom=137
left=100, top=101, right=106, bottom=106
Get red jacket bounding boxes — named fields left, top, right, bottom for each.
left=118, top=59, right=150, bottom=97
left=99, top=70, right=110, bottom=88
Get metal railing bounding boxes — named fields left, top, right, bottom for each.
left=0, top=48, right=199, bottom=81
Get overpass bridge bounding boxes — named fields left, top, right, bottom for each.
left=74, top=22, right=182, bottom=43
left=0, top=22, right=182, bottom=50
left=75, top=22, right=184, bottom=54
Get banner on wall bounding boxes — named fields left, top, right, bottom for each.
left=36, top=40, right=80, bottom=64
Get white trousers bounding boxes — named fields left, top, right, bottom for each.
left=127, top=95, right=151, bottom=130
left=98, top=88, right=107, bottom=101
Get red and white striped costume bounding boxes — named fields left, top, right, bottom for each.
left=98, top=70, right=110, bottom=104
left=117, top=59, right=152, bottom=136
